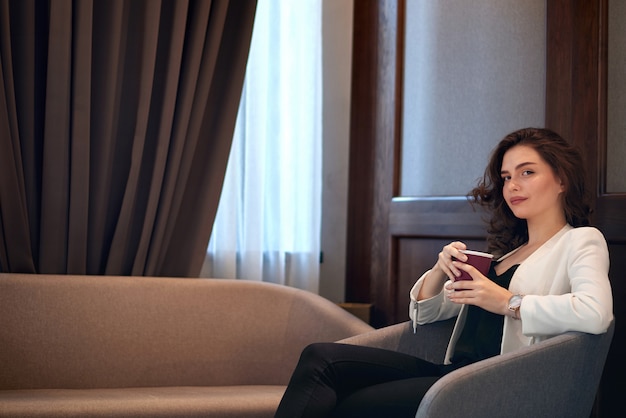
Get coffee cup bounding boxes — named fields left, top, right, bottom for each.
left=455, top=249, right=494, bottom=281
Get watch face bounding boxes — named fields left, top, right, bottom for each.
left=509, top=295, right=523, bottom=310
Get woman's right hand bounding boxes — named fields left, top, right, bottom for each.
left=435, top=241, right=468, bottom=281
left=416, top=241, right=468, bottom=301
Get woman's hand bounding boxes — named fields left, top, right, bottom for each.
left=445, top=261, right=513, bottom=316
left=417, top=241, right=468, bottom=301
left=435, top=241, right=468, bottom=280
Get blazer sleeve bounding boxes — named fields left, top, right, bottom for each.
left=409, top=270, right=461, bottom=325
left=521, top=227, right=613, bottom=336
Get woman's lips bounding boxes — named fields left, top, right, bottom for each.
left=509, top=197, right=527, bottom=205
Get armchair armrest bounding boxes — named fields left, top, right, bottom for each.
left=338, top=319, right=455, bottom=364
left=417, top=320, right=614, bottom=418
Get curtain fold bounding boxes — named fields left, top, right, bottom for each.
left=0, top=0, right=256, bottom=276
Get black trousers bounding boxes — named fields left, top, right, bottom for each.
left=274, top=342, right=457, bottom=418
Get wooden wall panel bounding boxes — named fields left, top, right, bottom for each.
left=395, top=237, right=487, bottom=322
left=390, top=198, right=489, bottom=238
left=390, top=197, right=490, bottom=322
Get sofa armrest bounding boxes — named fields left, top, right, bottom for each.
left=338, top=319, right=454, bottom=364
left=417, top=321, right=614, bottom=418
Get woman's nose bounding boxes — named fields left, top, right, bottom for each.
left=507, top=179, right=520, bottom=191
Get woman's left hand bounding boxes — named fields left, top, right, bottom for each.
left=445, top=261, right=513, bottom=316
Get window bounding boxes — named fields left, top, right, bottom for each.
left=202, top=0, right=322, bottom=293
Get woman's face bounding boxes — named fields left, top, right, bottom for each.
left=500, top=145, right=565, bottom=222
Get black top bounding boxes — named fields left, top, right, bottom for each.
left=450, top=262, right=520, bottom=367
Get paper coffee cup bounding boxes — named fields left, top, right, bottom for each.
left=455, top=249, right=494, bottom=281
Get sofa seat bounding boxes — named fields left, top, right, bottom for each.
left=0, top=386, right=286, bottom=418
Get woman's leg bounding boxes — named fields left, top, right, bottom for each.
left=330, top=376, right=441, bottom=417
left=274, top=342, right=441, bottom=418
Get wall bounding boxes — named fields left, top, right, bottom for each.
left=401, top=0, right=546, bottom=196
left=319, top=0, right=354, bottom=302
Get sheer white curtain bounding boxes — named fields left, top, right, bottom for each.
left=202, top=0, right=322, bottom=293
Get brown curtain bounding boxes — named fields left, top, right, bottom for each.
left=0, top=0, right=257, bottom=276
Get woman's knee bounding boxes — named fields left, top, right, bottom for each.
left=298, top=343, right=337, bottom=367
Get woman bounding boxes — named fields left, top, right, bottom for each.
left=275, top=128, right=613, bottom=418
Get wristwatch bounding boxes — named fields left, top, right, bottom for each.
left=508, top=294, right=524, bottom=320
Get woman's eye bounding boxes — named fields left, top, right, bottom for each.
left=502, top=175, right=511, bottom=182
left=522, top=170, right=534, bottom=176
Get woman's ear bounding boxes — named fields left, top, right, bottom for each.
left=557, top=177, right=566, bottom=193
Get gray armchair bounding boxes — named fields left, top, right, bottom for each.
left=339, top=318, right=614, bottom=418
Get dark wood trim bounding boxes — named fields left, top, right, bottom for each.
left=546, top=0, right=601, bottom=213
left=545, top=0, right=626, bottom=241
left=392, top=1, right=406, bottom=199
left=595, top=196, right=626, bottom=242
left=345, top=0, right=403, bottom=327
left=389, top=198, right=488, bottom=239
left=545, top=0, right=574, bottom=139
left=388, top=0, right=406, bottom=326
left=597, top=0, right=608, bottom=196
left=595, top=0, right=626, bottom=241
left=345, top=1, right=377, bottom=305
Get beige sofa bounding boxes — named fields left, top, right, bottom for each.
left=0, top=273, right=373, bottom=417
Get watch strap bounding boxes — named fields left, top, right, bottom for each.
left=508, top=294, right=524, bottom=320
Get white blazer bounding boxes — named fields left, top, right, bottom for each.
left=409, top=225, right=613, bottom=364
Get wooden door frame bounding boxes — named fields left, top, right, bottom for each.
left=545, top=0, right=626, bottom=239
left=345, top=0, right=404, bottom=327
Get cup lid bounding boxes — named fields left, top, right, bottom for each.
left=460, top=249, right=494, bottom=258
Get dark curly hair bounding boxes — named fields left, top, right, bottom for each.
left=469, top=128, right=591, bottom=257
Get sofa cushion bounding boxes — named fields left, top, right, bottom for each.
left=0, top=386, right=286, bottom=418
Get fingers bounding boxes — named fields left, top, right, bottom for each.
left=446, top=275, right=479, bottom=305
left=437, top=241, right=468, bottom=280
left=447, top=242, right=468, bottom=264
left=445, top=265, right=503, bottom=308
left=437, top=251, right=457, bottom=280
left=452, top=260, right=477, bottom=278
left=446, top=264, right=478, bottom=288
